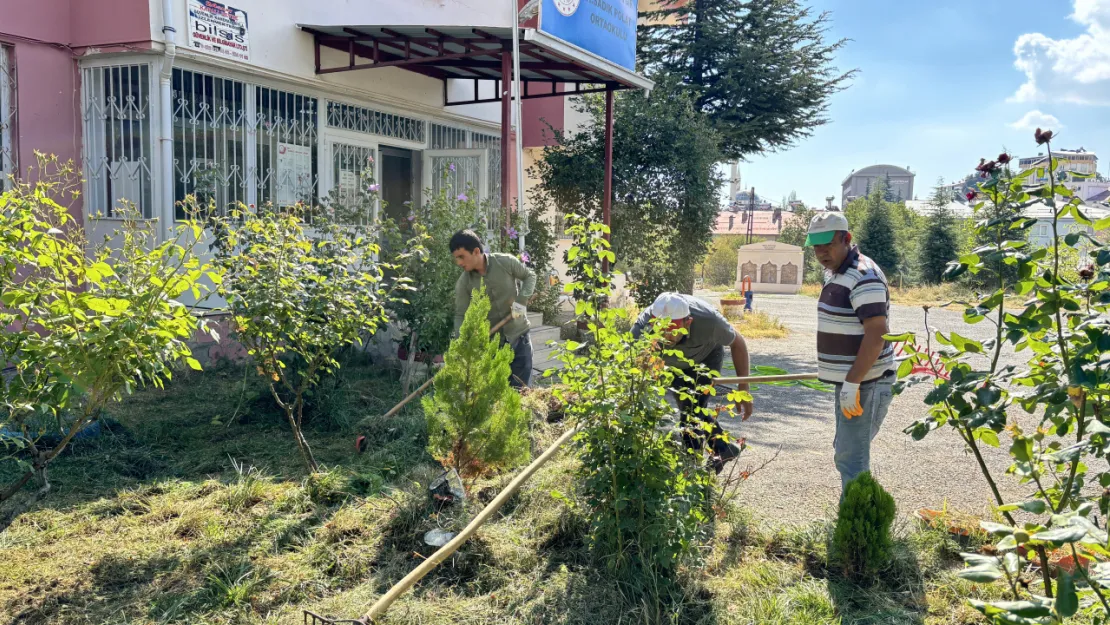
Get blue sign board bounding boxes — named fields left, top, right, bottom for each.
left=540, top=0, right=637, bottom=71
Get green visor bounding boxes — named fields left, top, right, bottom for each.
left=804, top=230, right=836, bottom=246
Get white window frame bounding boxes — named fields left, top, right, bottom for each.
left=422, top=148, right=490, bottom=202
left=321, top=128, right=382, bottom=224
left=80, top=55, right=506, bottom=226
left=79, top=60, right=157, bottom=220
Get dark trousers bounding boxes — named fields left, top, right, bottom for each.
left=674, top=345, right=729, bottom=454
left=506, top=331, right=533, bottom=388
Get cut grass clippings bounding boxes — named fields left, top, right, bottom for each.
left=0, top=359, right=1024, bottom=624
left=729, top=309, right=790, bottom=339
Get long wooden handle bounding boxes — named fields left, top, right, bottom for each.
left=713, top=373, right=819, bottom=385
left=359, top=426, right=580, bottom=623
left=381, top=315, right=515, bottom=420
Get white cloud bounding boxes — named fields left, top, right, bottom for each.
left=1011, top=0, right=1110, bottom=105
left=1009, top=110, right=1064, bottom=130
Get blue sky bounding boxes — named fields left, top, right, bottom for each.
left=734, top=0, right=1110, bottom=208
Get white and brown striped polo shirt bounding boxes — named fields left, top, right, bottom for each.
left=817, top=247, right=895, bottom=385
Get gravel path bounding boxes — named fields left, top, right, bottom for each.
left=697, top=291, right=1033, bottom=525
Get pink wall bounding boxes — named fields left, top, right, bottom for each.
left=522, top=84, right=565, bottom=148
left=0, top=0, right=151, bottom=187
left=71, top=0, right=152, bottom=49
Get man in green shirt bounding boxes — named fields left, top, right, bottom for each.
left=450, top=230, right=537, bottom=387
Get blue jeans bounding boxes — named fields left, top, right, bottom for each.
left=507, top=332, right=532, bottom=388
left=833, top=375, right=894, bottom=492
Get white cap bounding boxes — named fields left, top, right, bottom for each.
left=804, top=212, right=850, bottom=246
left=650, top=292, right=691, bottom=320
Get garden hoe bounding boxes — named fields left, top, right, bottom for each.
left=355, top=314, right=513, bottom=454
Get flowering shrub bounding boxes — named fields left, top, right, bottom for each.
left=207, top=200, right=418, bottom=472
left=896, top=128, right=1110, bottom=620
left=0, top=155, right=221, bottom=514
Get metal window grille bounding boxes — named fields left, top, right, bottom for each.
left=0, top=45, right=16, bottom=188
left=329, top=142, right=376, bottom=225
left=472, top=132, right=502, bottom=211
left=326, top=101, right=425, bottom=143
left=82, top=64, right=153, bottom=217
left=256, top=86, right=318, bottom=208
left=172, top=69, right=248, bottom=218
left=429, top=123, right=467, bottom=149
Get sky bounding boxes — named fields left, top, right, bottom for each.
left=732, top=0, right=1110, bottom=209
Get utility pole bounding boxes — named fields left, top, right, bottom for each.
left=745, top=187, right=756, bottom=244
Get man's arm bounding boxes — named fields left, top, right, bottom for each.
left=508, top=256, right=536, bottom=304
left=845, top=315, right=888, bottom=383
left=729, top=334, right=753, bottom=420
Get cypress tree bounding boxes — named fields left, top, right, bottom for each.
left=919, top=182, right=960, bottom=284
left=858, top=181, right=901, bottom=278
left=423, top=285, right=529, bottom=482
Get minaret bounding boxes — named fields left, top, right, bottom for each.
left=729, top=162, right=742, bottom=210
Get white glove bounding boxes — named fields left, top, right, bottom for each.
left=839, top=381, right=863, bottom=419
left=511, top=302, right=527, bottom=320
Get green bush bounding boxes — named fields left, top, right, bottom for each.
left=832, top=471, right=896, bottom=580
left=423, top=285, right=529, bottom=482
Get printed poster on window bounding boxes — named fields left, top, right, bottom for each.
left=276, top=142, right=313, bottom=206
left=187, top=0, right=250, bottom=62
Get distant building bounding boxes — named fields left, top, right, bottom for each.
left=712, top=209, right=803, bottom=240
left=841, top=165, right=915, bottom=207
left=1016, top=148, right=1108, bottom=202
left=904, top=200, right=974, bottom=219
left=905, top=199, right=1110, bottom=251
left=1018, top=148, right=1098, bottom=179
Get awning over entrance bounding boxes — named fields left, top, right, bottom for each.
left=298, top=22, right=649, bottom=254
left=298, top=25, right=653, bottom=105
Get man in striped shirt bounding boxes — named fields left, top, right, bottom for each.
left=804, top=212, right=895, bottom=492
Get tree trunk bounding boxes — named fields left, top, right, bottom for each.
left=402, top=331, right=420, bottom=395
left=286, top=406, right=319, bottom=473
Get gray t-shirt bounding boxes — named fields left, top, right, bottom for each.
left=631, top=294, right=737, bottom=369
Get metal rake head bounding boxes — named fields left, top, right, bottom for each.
left=304, top=610, right=364, bottom=625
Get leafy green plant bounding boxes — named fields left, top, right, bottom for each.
left=831, top=471, right=896, bottom=580
left=423, top=284, right=530, bottom=483
left=0, top=155, right=221, bottom=517
left=207, top=201, right=416, bottom=472
left=553, top=214, right=750, bottom=582
left=896, top=128, right=1110, bottom=621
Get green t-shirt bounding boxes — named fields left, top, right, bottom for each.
left=454, top=253, right=537, bottom=343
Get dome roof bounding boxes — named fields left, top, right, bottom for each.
left=842, top=164, right=913, bottom=186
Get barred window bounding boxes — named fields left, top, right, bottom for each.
left=172, top=69, right=248, bottom=218
left=472, top=132, right=501, bottom=208
left=326, top=101, right=425, bottom=143
left=0, top=45, right=15, bottom=188
left=256, top=86, right=319, bottom=208
left=429, top=123, right=467, bottom=149
left=82, top=64, right=153, bottom=217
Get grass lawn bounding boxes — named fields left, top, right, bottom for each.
left=800, top=283, right=1026, bottom=310
left=0, top=359, right=1020, bottom=624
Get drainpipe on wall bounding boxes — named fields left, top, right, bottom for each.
left=159, top=0, right=177, bottom=243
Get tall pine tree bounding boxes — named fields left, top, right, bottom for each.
left=919, top=180, right=960, bottom=284
left=858, top=180, right=901, bottom=279
left=639, top=0, right=857, bottom=160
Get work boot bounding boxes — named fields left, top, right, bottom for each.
left=710, top=440, right=743, bottom=475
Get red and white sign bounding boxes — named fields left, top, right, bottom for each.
left=187, top=0, right=250, bottom=62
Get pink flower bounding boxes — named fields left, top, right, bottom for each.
left=449, top=163, right=457, bottom=172
left=520, top=251, right=531, bottom=263
left=368, top=184, right=380, bottom=192
left=457, top=193, right=468, bottom=201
